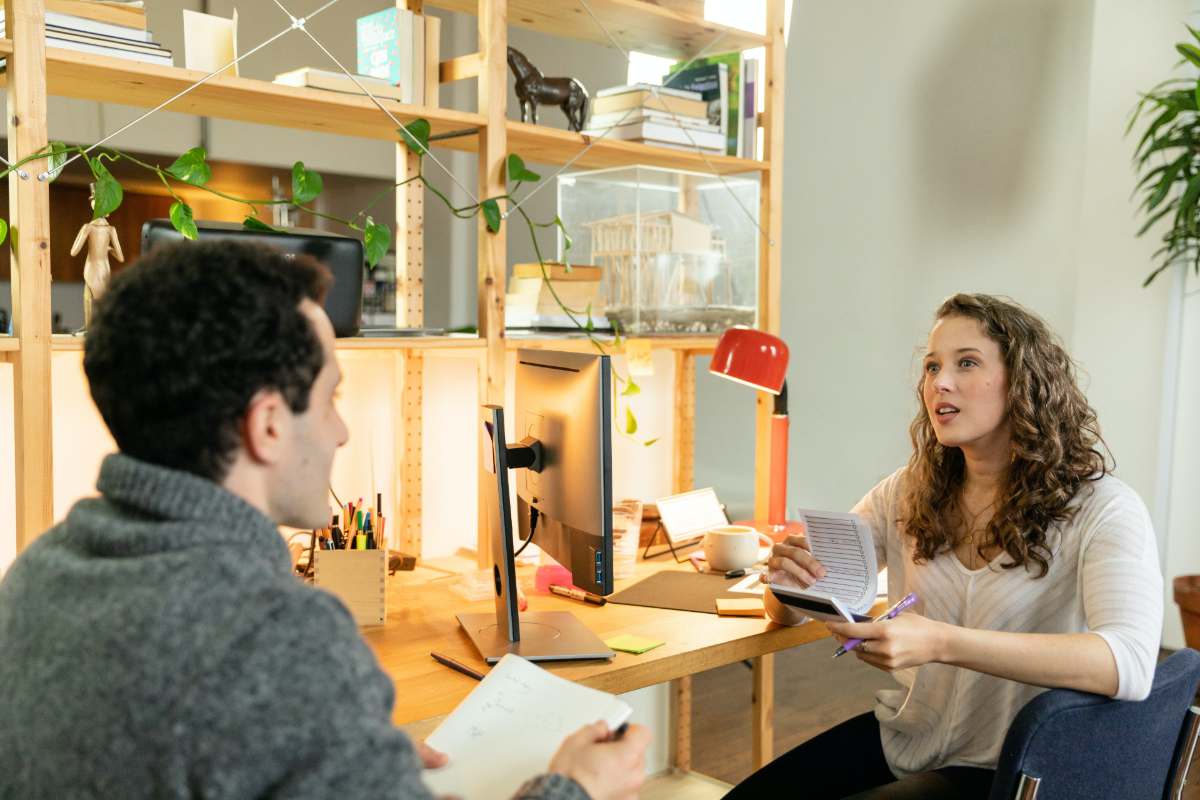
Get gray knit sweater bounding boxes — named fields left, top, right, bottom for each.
left=0, top=453, right=588, bottom=800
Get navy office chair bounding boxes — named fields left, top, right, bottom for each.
left=988, top=648, right=1200, bottom=800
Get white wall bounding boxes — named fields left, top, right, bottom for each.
left=758, top=0, right=1095, bottom=521
left=754, top=0, right=1193, bottom=645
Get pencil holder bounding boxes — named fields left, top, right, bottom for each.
left=313, top=549, right=387, bottom=626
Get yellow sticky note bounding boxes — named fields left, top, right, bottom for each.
left=716, top=598, right=766, bottom=617
left=624, top=338, right=654, bottom=377
left=606, top=634, right=665, bottom=655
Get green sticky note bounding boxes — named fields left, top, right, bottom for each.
left=606, top=634, right=665, bottom=655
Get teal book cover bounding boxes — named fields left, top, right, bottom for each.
left=357, top=7, right=400, bottom=84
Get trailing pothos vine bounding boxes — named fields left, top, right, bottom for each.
left=0, top=119, right=654, bottom=443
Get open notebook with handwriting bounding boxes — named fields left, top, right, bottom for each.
left=422, top=654, right=633, bottom=800
left=768, top=509, right=879, bottom=623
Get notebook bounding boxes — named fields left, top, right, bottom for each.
left=768, top=509, right=878, bottom=623
left=422, top=654, right=633, bottom=799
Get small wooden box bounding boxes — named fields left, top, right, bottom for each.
left=313, top=549, right=387, bottom=626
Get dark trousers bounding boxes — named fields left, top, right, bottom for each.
left=722, top=712, right=996, bottom=800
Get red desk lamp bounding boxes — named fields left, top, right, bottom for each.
left=709, top=326, right=802, bottom=538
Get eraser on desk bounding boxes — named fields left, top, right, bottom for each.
left=716, top=598, right=765, bottom=617
left=606, top=634, right=665, bottom=655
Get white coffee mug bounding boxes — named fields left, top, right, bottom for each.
left=703, top=525, right=774, bottom=572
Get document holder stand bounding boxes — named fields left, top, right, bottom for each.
left=642, top=522, right=701, bottom=562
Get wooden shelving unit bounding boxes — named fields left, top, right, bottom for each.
left=4, top=0, right=787, bottom=774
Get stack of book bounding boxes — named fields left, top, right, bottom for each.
left=273, top=67, right=406, bottom=102
left=0, top=1, right=172, bottom=67
left=665, top=52, right=759, bottom=159
left=505, top=262, right=608, bottom=330
left=584, top=83, right=724, bottom=154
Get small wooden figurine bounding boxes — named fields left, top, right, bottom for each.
left=70, top=183, right=124, bottom=327
left=506, top=46, right=589, bottom=132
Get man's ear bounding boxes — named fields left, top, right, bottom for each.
left=241, top=389, right=291, bottom=465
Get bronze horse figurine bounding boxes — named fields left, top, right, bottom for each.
left=507, top=47, right=589, bottom=132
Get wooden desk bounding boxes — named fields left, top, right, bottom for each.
left=363, top=555, right=858, bottom=770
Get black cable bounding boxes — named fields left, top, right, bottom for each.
left=514, top=506, right=540, bottom=559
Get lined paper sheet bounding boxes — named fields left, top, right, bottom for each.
left=797, top=509, right=878, bottom=615
left=423, top=654, right=633, bottom=800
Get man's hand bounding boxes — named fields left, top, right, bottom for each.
left=547, top=721, right=650, bottom=800
left=415, top=741, right=448, bottom=770
left=826, top=614, right=949, bottom=671
left=765, top=534, right=825, bottom=588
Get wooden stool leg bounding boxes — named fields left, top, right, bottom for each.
left=672, top=675, right=693, bottom=772
left=752, top=654, right=775, bottom=768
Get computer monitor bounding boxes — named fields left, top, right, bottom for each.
left=141, top=219, right=364, bottom=337
left=458, top=349, right=615, bottom=663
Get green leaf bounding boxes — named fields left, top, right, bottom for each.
left=1177, top=43, right=1200, bottom=69
left=398, top=119, right=431, bottom=155
left=555, top=215, right=573, bottom=253
left=87, top=157, right=123, bottom=219
left=1174, top=172, right=1200, bottom=232
left=506, top=153, right=541, bottom=183
left=45, top=141, right=68, bottom=182
left=169, top=201, right=199, bottom=240
left=1194, top=80, right=1200, bottom=116
left=1137, top=203, right=1176, bottom=237
left=1134, top=106, right=1180, bottom=160
left=363, top=217, right=391, bottom=268
left=584, top=303, right=595, bottom=331
left=1145, top=156, right=1188, bottom=212
left=624, top=407, right=638, bottom=435
left=291, top=161, right=323, bottom=204
left=242, top=215, right=281, bottom=233
left=621, top=378, right=641, bottom=397
left=482, top=198, right=501, bottom=233
left=165, top=146, right=212, bottom=187
left=644, top=438, right=659, bottom=447
left=0, top=218, right=8, bottom=246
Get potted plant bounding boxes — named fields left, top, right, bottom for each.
left=1129, top=27, right=1200, bottom=647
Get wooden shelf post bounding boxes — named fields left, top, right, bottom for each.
left=475, top=0, right=507, bottom=565
left=7, top=0, right=53, bottom=551
left=396, top=0, right=429, bottom=558
left=753, top=0, right=788, bottom=527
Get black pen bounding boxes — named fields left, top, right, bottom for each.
left=431, top=651, right=486, bottom=681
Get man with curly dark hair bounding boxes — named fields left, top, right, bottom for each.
left=728, top=293, right=1162, bottom=799
left=0, top=240, right=648, bottom=800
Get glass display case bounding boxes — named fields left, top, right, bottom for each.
left=556, top=165, right=760, bottom=334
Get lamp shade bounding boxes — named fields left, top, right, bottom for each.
left=709, top=326, right=789, bottom=394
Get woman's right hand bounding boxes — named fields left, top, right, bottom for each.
left=766, top=534, right=826, bottom=589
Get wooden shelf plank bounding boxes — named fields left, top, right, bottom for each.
left=0, top=41, right=485, bottom=146
left=507, top=121, right=765, bottom=176
left=47, top=334, right=486, bottom=353
left=506, top=334, right=718, bottom=353
left=425, top=0, right=766, bottom=59
left=336, top=336, right=485, bottom=352
left=0, top=42, right=764, bottom=176
left=48, top=334, right=715, bottom=354
left=0, top=337, right=18, bottom=352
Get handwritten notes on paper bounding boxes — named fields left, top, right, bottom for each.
left=423, top=654, right=633, bottom=800
left=797, top=509, right=878, bottom=615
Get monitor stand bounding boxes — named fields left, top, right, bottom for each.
left=457, top=611, right=613, bottom=664
left=471, top=405, right=614, bottom=664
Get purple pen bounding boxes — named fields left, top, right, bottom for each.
left=833, top=592, right=919, bottom=658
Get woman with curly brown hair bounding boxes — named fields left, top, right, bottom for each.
left=726, top=293, right=1163, bottom=800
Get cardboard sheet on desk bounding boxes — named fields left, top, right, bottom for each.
left=607, top=571, right=747, bottom=614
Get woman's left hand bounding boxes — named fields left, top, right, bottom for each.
left=825, top=614, right=950, bottom=671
